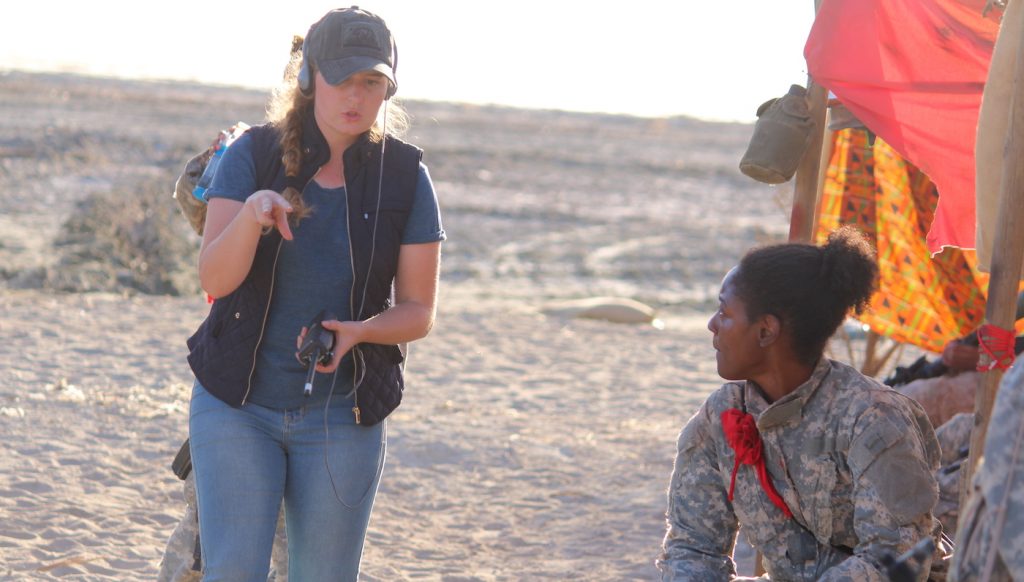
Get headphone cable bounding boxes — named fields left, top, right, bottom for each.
left=321, top=100, right=390, bottom=506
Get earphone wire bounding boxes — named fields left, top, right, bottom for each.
left=356, top=98, right=388, bottom=321
left=322, top=366, right=384, bottom=509
left=323, top=99, right=389, bottom=507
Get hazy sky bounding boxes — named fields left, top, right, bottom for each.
left=1, top=1, right=816, bottom=122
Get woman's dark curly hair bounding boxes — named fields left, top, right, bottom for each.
left=731, top=226, right=879, bottom=365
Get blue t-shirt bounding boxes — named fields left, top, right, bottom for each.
left=206, top=132, right=445, bottom=410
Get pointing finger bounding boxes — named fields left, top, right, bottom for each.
left=277, top=208, right=294, bottom=241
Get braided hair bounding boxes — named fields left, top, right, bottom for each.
left=266, top=36, right=312, bottom=222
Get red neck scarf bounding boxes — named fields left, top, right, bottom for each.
left=721, top=408, right=793, bottom=518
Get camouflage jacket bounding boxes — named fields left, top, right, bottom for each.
left=952, top=359, right=1024, bottom=580
left=658, top=358, right=942, bottom=581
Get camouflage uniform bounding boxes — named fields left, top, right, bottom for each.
left=951, top=360, right=1024, bottom=581
left=658, top=358, right=943, bottom=581
left=933, top=412, right=974, bottom=536
left=158, top=470, right=289, bottom=582
left=158, top=471, right=203, bottom=582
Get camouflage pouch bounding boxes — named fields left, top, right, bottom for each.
left=739, top=84, right=813, bottom=184
left=173, top=150, right=213, bottom=236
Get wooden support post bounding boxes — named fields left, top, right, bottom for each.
left=811, top=114, right=835, bottom=242
left=962, top=2, right=1024, bottom=489
left=787, top=80, right=829, bottom=244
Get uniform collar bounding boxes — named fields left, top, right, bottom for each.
left=745, top=358, right=832, bottom=431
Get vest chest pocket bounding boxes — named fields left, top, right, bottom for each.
left=361, top=201, right=411, bottom=239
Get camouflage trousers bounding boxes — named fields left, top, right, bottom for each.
left=949, top=478, right=1012, bottom=581
left=157, top=471, right=289, bottom=582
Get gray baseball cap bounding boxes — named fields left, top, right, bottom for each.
left=304, top=6, right=397, bottom=93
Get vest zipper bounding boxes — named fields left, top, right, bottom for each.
left=243, top=238, right=284, bottom=405
left=344, top=185, right=363, bottom=424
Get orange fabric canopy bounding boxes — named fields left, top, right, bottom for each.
left=816, top=129, right=989, bottom=353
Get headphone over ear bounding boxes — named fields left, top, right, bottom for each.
left=297, top=18, right=399, bottom=99
left=386, top=38, right=398, bottom=99
left=298, top=40, right=314, bottom=97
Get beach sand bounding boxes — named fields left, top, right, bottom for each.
left=0, top=71, right=894, bottom=580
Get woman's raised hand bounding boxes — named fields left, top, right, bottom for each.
left=246, top=189, right=294, bottom=240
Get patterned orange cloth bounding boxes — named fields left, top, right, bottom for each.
left=815, top=129, right=989, bottom=353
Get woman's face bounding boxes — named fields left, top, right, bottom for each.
left=707, top=268, right=767, bottom=381
left=313, top=70, right=389, bottom=142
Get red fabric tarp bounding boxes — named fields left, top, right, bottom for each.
left=804, top=0, right=1000, bottom=254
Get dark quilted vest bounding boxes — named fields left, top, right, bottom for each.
left=187, top=116, right=423, bottom=425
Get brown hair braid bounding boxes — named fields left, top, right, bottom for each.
left=274, top=97, right=313, bottom=223
left=265, top=37, right=312, bottom=223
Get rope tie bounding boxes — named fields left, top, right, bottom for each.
left=976, top=323, right=1016, bottom=372
left=721, top=408, right=793, bottom=518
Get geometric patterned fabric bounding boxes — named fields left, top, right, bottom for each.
left=815, top=129, right=990, bottom=353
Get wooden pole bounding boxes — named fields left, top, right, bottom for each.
left=962, top=2, right=1024, bottom=490
left=811, top=115, right=835, bottom=241
left=787, top=81, right=829, bottom=244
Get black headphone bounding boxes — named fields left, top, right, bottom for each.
left=297, top=20, right=398, bottom=99
left=297, top=44, right=314, bottom=96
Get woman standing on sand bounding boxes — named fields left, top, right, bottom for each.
left=185, top=7, right=444, bottom=580
left=657, top=227, right=945, bottom=581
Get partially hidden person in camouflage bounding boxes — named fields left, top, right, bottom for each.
left=950, top=358, right=1024, bottom=581
left=157, top=458, right=289, bottom=582
left=157, top=469, right=203, bottom=582
left=658, top=227, right=946, bottom=581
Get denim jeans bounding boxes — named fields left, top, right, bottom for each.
left=189, top=382, right=386, bottom=582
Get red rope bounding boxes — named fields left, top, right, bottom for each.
left=976, top=323, right=1016, bottom=372
left=720, top=408, right=793, bottom=518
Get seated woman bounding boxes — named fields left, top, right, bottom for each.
left=658, top=227, right=944, bottom=581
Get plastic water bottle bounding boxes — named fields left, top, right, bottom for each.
left=192, top=142, right=225, bottom=201
left=192, top=122, right=250, bottom=201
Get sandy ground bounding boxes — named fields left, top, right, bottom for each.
left=0, top=72, right=906, bottom=580
left=0, top=288, right=723, bottom=581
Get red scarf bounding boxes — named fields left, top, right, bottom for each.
left=721, top=408, right=793, bottom=518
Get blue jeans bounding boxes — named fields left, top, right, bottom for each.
left=189, top=382, right=386, bottom=582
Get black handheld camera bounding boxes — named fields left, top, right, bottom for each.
left=298, top=310, right=336, bottom=396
